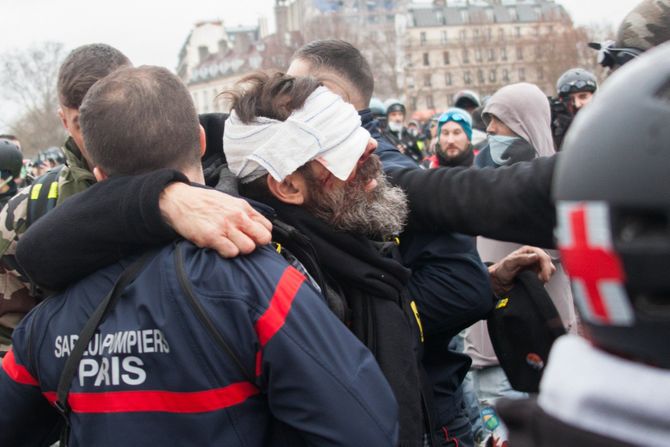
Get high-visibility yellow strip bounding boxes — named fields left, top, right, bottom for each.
left=30, top=184, right=43, bottom=200
left=410, top=300, right=424, bottom=343
left=496, top=297, right=509, bottom=309
left=47, top=181, right=58, bottom=199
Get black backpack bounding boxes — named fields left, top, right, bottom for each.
left=487, top=270, right=566, bottom=393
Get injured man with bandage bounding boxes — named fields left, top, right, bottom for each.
left=224, top=71, right=433, bottom=446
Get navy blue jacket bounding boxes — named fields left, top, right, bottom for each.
left=361, top=110, right=492, bottom=427
left=362, top=109, right=492, bottom=338
left=0, top=242, right=398, bottom=446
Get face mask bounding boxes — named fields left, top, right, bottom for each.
left=488, top=134, right=519, bottom=166
left=388, top=121, right=403, bottom=133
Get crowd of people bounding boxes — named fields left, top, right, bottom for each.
left=0, top=0, right=668, bottom=446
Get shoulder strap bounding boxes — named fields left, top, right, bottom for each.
left=173, top=241, right=254, bottom=383
left=27, top=165, right=65, bottom=228
left=55, top=250, right=156, bottom=447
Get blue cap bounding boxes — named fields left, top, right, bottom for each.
left=437, top=108, right=473, bottom=141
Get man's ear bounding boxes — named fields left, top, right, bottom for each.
left=266, top=173, right=306, bottom=205
left=93, top=166, right=108, bottom=182
left=199, top=124, right=206, bottom=158
left=58, top=108, right=68, bottom=131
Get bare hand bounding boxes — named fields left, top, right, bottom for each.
left=159, top=183, right=272, bottom=257
left=488, top=246, right=555, bottom=295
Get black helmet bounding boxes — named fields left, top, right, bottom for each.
left=0, top=139, right=23, bottom=179
left=554, top=41, right=670, bottom=368
left=556, top=68, right=598, bottom=97
left=385, top=101, right=405, bottom=116
left=41, top=147, right=66, bottom=165
left=369, top=97, right=386, bottom=117
left=453, top=90, right=481, bottom=110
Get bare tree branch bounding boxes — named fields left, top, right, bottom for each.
left=0, top=42, right=67, bottom=156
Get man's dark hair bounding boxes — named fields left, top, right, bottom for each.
left=79, top=65, right=201, bottom=176
left=222, top=71, right=321, bottom=123
left=224, top=71, right=321, bottom=200
left=0, top=135, right=18, bottom=142
left=57, top=43, right=131, bottom=109
left=292, top=39, right=374, bottom=104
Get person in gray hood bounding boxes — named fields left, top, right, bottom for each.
left=475, top=83, right=554, bottom=168
left=466, top=82, right=577, bottom=445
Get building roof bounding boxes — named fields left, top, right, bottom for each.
left=409, top=0, right=570, bottom=27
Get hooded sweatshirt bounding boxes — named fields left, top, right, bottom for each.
left=466, top=83, right=577, bottom=370
left=482, top=82, right=554, bottom=157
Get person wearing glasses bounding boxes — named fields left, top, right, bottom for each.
left=424, top=108, right=477, bottom=168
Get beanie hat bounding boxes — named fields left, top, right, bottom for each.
left=436, top=108, right=473, bottom=141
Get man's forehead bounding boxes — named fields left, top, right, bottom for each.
left=287, top=58, right=312, bottom=77
left=287, top=58, right=351, bottom=104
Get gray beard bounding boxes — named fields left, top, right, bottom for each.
left=302, top=155, right=409, bottom=239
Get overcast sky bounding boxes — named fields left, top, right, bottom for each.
left=0, top=0, right=642, bottom=125
left=1, top=0, right=641, bottom=68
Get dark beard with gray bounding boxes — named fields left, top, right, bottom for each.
left=302, top=154, right=409, bottom=239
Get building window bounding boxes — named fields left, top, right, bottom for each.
left=477, top=69, right=485, bottom=84
left=443, top=51, right=450, bottom=65
left=537, top=67, right=544, bottom=80
left=516, top=46, right=524, bottom=60
left=459, top=29, right=467, bottom=41
left=515, top=26, right=521, bottom=38
left=462, top=49, right=469, bottom=63
left=475, top=48, right=483, bottom=62
left=424, top=74, right=432, bottom=87
left=502, top=68, right=510, bottom=82
left=420, top=31, right=427, bottom=45
left=498, top=28, right=505, bottom=40
left=518, top=67, right=526, bottom=81
left=411, top=97, right=417, bottom=111
left=488, top=48, right=496, bottom=61
left=547, top=25, right=554, bottom=34
left=441, top=30, right=448, bottom=43
left=535, top=45, right=542, bottom=59
left=489, top=69, right=497, bottom=82
left=427, top=95, right=434, bottom=109
left=423, top=52, right=430, bottom=66
left=501, top=47, right=508, bottom=61
left=445, top=72, right=452, bottom=86
left=464, top=70, right=472, bottom=85
left=474, top=29, right=480, bottom=41
left=487, top=28, right=492, bottom=41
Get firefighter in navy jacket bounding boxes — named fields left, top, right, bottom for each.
left=1, top=243, right=398, bottom=446
left=0, top=65, right=398, bottom=447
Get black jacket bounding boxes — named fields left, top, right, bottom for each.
left=387, top=156, right=557, bottom=248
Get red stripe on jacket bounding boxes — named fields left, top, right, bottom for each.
left=255, top=266, right=305, bottom=346
left=254, top=266, right=305, bottom=375
left=42, top=381, right=259, bottom=413
left=2, top=348, right=39, bottom=386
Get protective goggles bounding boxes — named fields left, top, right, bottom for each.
left=558, top=79, right=597, bottom=95
left=438, top=111, right=469, bottom=125
left=588, top=40, right=643, bottom=69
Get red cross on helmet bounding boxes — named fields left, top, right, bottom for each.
left=554, top=41, right=670, bottom=369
